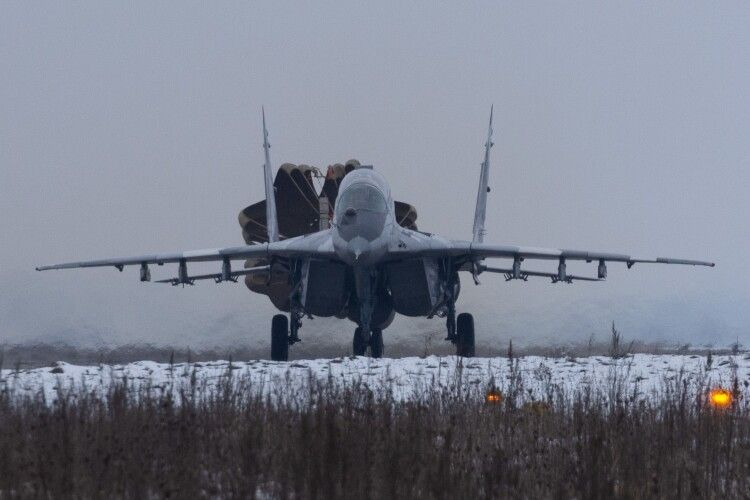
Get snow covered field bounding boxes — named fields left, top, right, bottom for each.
left=2, top=354, right=749, bottom=404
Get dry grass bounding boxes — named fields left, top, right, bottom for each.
left=0, top=364, right=748, bottom=498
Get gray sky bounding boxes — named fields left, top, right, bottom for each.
left=2, top=1, right=748, bottom=350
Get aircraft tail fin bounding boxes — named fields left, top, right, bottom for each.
left=262, top=107, right=279, bottom=242
left=472, top=105, right=494, bottom=243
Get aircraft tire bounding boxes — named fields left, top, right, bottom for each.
left=271, top=314, right=289, bottom=361
left=353, top=327, right=367, bottom=356
left=456, top=313, right=475, bottom=358
left=370, top=328, right=384, bottom=358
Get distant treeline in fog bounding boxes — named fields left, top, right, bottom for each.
left=0, top=325, right=744, bottom=368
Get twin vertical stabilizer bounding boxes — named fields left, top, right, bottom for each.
left=262, top=107, right=280, bottom=243
left=472, top=106, right=494, bottom=243
left=263, top=106, right=491, bottom=244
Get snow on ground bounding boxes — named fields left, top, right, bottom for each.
left=2, top=354, right=749, bottom=403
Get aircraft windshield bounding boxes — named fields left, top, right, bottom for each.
left=337, top=184, right=387, bottom=214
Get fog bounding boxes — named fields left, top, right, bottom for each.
left=2, top=1, right=748, bottom=350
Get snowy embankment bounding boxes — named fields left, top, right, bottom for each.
left=2, top=354, right=749, bottom=403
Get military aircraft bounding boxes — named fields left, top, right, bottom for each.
left=37, top=108, right=714, bottom=360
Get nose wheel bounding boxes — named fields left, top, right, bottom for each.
left=353, top=327, right=384, bottom=358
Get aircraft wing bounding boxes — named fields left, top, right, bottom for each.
left=465, top=241, right=713, bottom=282
left=36, top=230, right=337, bottom=282
left=469, top=243, right=714, bottom=267
left=386, top=230, right=713, bottom=282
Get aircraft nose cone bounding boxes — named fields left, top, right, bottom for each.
left=348, top=238, right=369, bottom=264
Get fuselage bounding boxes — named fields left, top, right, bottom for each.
left=331, top=167, right=397, bottom=266
left=293, top=166, right=455, bottom=335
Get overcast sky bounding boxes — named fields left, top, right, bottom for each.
left=2, top=1, right=748, bottom=350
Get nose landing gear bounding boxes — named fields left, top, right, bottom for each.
left=353, top=327, right=384, bottom=358
left=351, top=266, right=385, bottom=358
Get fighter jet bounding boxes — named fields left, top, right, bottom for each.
left=37, top=108, right=715, bottom=360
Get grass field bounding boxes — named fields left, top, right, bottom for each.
left=1, top=353, right=749, bottom=498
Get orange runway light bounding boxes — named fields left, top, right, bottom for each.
left=485, top=389, right=503, bottom=404
left=709, top=388, right=733, bottom=409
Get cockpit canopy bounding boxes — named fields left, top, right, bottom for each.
left=335, top=183, right=388, bottom=216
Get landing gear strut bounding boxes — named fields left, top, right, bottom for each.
left=443, top=264, right=458, bottom=343
left=445, top=303, right=456, bottom=342
left=289, top=307, right=303, bottom=345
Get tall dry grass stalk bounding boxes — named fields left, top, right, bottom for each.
left=0, top=363, right=748, bottom=498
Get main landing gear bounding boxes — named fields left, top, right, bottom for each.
left=271, top=276, right=306, bottom=361
left=441, top=266, right=473, bottom=357
left=455, top=312, right=475, bottom=357
left=271, top=314, right=289, bottom=361
left=353, top=327, right=384, bottom=358
left=271, top=309, right=305, bottom=362
left=446, top=308, right=475, bottom=358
